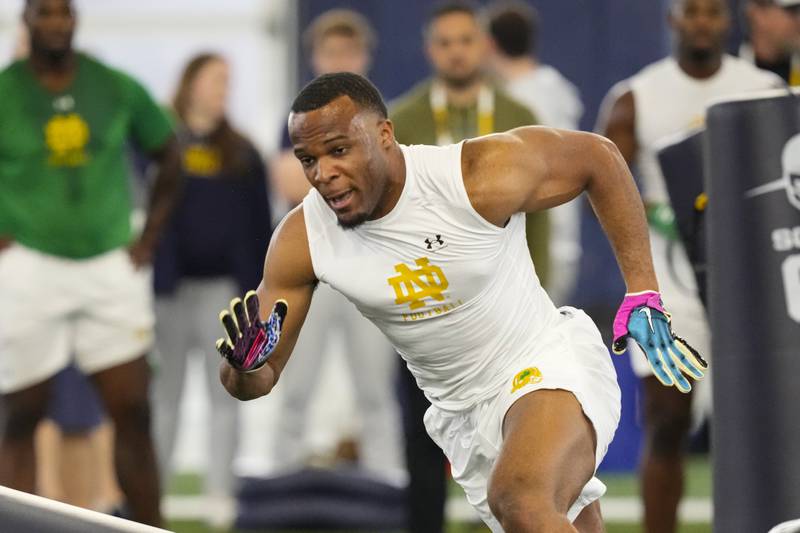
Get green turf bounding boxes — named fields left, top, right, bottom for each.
left=169, top=472, right=204, bottom=496
left=600, top=455, right=712, bottom=499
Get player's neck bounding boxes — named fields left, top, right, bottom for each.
left=184, top=110, right=221, bottom=137
left=370, top=143, right=407, bottom=221
left=440, top=77, right=484, bottom=108
left=28, top=47, right=76, bottom=91
left=494, top=55, right=538, bottom=82
left=676, top=51, right=723, bottom=80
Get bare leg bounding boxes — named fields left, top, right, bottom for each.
left=92, top=357, right=161, bottom=526
left=574, top=500, right=605, bottom=533
left=91, top=420, right=123, bottom=511
left=0, top=380, right=51, bottom=493
left=640, top=376, right=692, bottom=533
left=487, top=389, right=599, bottom=533
left=34, top=420, right=63, bottom=500
left=58, top=430, right=97, bottom=508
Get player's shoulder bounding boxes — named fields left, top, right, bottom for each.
left=722, top=54, right=784, bottom=88
left=0, top=59, right=27, bottom=88
left=77, top=52, right=124, bottom=80
left=78, top=53, right=149, bottom=95
left=276, top=204, right=309, bottom=240
left=272, top=204, right=312, bottom=260
left=267, top=204, right=317, bottom=285
left=532, top=65, right=579, bottom=93
left=629, top=56, right=675, bottom=87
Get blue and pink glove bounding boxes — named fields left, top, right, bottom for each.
left=612, top=290, right=707, bottom=393
left=216, top=291, right=288, bottom=372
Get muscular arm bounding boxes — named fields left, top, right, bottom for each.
left=219, top=206, right=317, bottom=401
left=462, top=126, right=657, bottom=293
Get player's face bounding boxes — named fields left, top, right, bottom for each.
left=289, top=96, right=394, bottom=229
left=670, top=0, right=729, bottom=61
left=426, top=12, right=487, bottom=88
left=24, top=0, right=75, bottom=59
left=312, top=34, right=370, bottom=76
left=190, top=58, right=229, bottom=122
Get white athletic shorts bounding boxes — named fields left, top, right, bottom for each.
left=0, top=244, right=154, bottom=393
left=423, top=308, right=621, bottom=531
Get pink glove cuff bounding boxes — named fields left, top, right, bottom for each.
left=612, top=290, right=665, bottom=343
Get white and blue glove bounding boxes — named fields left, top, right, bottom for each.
left=612, top=290, right=708, bottom=393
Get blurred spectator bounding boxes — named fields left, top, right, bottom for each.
left=272, top=9, right=376, bottom=205
left=150, top=52, right=272, bottom=527
left=597, top=0, right=781, bottom=531
left=485, top=0, right=584, bottom=305
left=741, top=0, right=800, bottom=84
left=0, top=0, right=182, bottom=527
left=270, top=9, right=406, bottom=486
left=6, top=19, right=123, bottom=516
left=485, top=1, right=582, bottom=129
left=36, top=368, right=122, bottom=514
left=389, top=1, right=546, bottom=531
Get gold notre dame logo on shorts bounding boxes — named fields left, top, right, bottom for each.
left=387, top=257, right=449, bottom=310
left=44, top=113, right=90, bottom=167
left=182, top=144, right=222, bottom=175
left=511, top=367, right=543, bottom=393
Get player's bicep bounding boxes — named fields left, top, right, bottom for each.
left=255, top=207, right=317, bottom=375
left=463, top=128, right=598, bottom=222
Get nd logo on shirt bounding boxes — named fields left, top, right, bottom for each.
left=44, top=112, right=90, bottom=167
left=387, top=257, right=462, bottom=321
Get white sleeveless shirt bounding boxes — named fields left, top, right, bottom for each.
left=630, top=55, right=781, bottom=204
left=302, top=142, right=559, bottom=411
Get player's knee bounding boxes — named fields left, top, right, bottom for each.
left=488, top=483, right=573, bottom=533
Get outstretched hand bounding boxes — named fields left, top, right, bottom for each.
left=612, top=290, right=708, bottom=393
left=216, top=291, right=288, bottom=372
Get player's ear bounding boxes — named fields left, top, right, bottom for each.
left=379, top=118, right=395, bottom=148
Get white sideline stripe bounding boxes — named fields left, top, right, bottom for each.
left=163, top=495, right=713, bottom=523
left=0, top=485, right=171, bottom=532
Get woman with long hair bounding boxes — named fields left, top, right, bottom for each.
left=152, top=52, right=272, bottom=525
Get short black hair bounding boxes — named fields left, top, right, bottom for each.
left=291, top=72, right=387, bottom=118
left=425, top=0, right=480, bottom=37
left=486, top=1, right=539, bottom=58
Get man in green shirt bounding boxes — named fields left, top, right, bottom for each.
left=0, top=0, right=181, bottom=526
left=389, top=2, right=548, bottom=532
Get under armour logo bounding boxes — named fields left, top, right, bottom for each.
left=424, top=234, right=445, bottom=250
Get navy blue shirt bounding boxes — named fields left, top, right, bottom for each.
left=154, top=131, right=272, bottom=295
